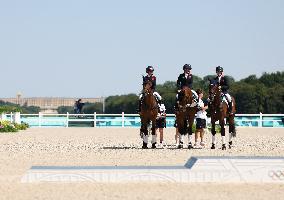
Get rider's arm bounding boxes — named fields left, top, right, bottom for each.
left=177, top=75, right=182, bottom=90
left=152, top=76, right=156, bottom=89
left=221, top=76, right=229, bottom=91
left=189, top=74, right=193, bottom=88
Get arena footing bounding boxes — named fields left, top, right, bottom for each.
left=21, top=156, right=284, bottom=183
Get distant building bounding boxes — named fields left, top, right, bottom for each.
left=0, top=96, right=104, bottom=113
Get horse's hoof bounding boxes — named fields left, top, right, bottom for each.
left=151, top=143, right=156, bottom=149
left=222, top=144, right=226, bottom=150
left=177, top=143, right=183, bottom=149
left=229, top=141, right=232, bottom=149
left=211, top=144, right=215, bottom=149
left=188, top=143, right=193, bottom=149
left=142, top=142, right=148, bottom=149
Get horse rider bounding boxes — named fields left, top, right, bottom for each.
left=175, top=64, right=198, bottom=110
left=214, top=66, right=233, bottom=115
left=137, top=66, right=162, bottom=112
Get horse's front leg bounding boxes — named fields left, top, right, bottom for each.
left=176, top=114, right=185, bottom=149
left=187, top=119, right=194, bottom=149
left=211, top=117, right=216, bottom=149
left=151, top=120, right=157, bottom=149
left=219, top=119, right=226, bottom=150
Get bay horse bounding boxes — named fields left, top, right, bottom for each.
left=139, top=81, right=159, bottom=149
left=176, top=86, right=197, bottom=149
left=208, top=79, right=236, bottom=150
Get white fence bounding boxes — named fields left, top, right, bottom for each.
left=1, top=112, right=283, bottom=128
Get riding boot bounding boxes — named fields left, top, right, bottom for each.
left=157, top=99, right=162, bottom=109
left=228, top=101, right=233, bottom=115
left=174, top=101, right=178, bottom=111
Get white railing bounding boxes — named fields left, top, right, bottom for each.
left=1, top=112, right=283, bottom=128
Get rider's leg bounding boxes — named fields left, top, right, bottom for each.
left=191, top=89, right=198, bottom=102
left=175, top=92, right=181, bottom=110
left=225, top=93, right=233, bottom=114
left=137, top=94, right=143, bottom=112
left=153, top=91, right=162, bottom=105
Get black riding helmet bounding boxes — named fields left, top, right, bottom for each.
left=216, top=66, right=223, bottom=72
left=146, top=66, right=154, bottom=73
left=183, top=64, right=192, bottom=70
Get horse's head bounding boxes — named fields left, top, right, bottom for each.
left=208, top=79, right=221, bottom=105
left=143, top=80, right=153, bottom=96
left=179, top=86, right=193, bottom=110
left=141, top=80, right=157, bottom=113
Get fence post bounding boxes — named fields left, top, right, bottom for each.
left=66, top=112, right=69, bottom=127
left=10, top=112, right=13, bottom=123
left=39, top=112, right=42, bottom=127
left=259, top=112, right=262, bottom=127
left=13, top=112, right=21, bottom=124
left=122, top=112, right=124, bottom=127
left=94, top=112, right=96, bottom=127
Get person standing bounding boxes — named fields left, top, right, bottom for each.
left=76, top=99, right=85, bottom=114
left=156, top=104, right=166, bottom=147
left=194, top=89, right=208, bottom=147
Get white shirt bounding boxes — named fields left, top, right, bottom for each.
left=196, top=99, right=207, bottom=119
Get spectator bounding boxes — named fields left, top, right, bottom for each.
left=74, top=99, right=85, bottom=116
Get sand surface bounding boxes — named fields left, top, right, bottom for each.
left=0, top=127, right=283, bottom=200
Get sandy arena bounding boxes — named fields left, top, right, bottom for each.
left=0, top=127, right=283, bottom=200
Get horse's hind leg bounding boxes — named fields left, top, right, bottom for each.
left=211, top=120, right=216, bottom=149
left=151, top=121, right=157, bottom=149
left=178, top=119, right=188, bottom=149
left=220, top=120, right=226, bottom=150
left=187, top=120, right=194, bottom=149
left=228, top=116, right=236, bottom=149
left=141, top=124, right=148, bottom=149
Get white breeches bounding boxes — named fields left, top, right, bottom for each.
left=223, top=93, right=232, bottom=102
left=139, top=92, right=162, bottom=101
left=191, top=90, right=198, bottom=99
left=153, top=92, right=162, bottom=101
left=176, top=90, right=198, bottom=100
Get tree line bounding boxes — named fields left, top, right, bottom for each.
left=86, top=71, right=283, bottom=114
left=1, top=71, right=283, bottom=114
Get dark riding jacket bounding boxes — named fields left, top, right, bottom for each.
left=177, top=73, right=193, bottom=90
left=143, top=75, right=156, bottom=90
left=214, top=76, right=229, bottom=93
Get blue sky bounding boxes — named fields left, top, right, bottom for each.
left=0, top=0, right=283, bottom=98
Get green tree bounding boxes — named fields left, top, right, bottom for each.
left=57, top=106, right=74, bottom=114
left=82, top=103, right=103, bottom=114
